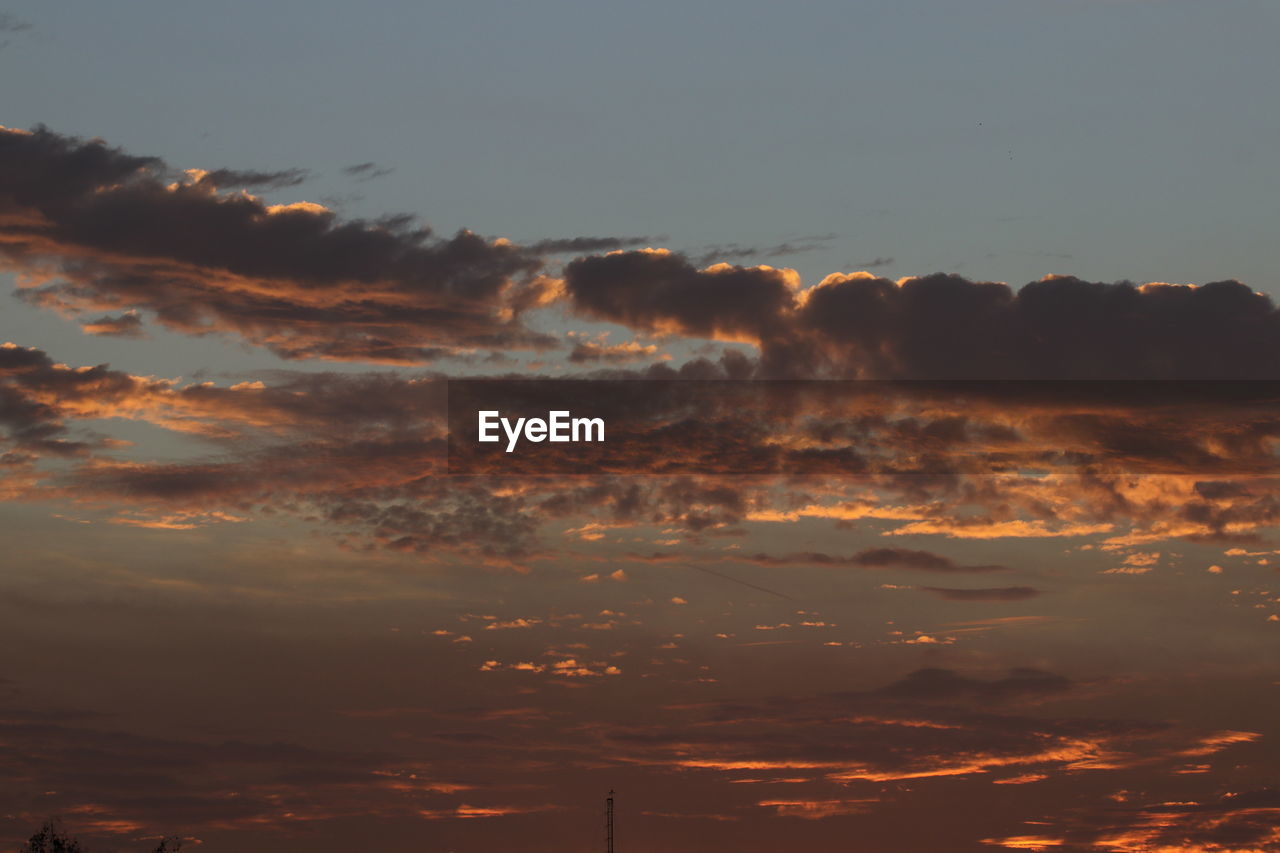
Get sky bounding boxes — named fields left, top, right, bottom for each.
left=2, top=2, right=1280, bottom=852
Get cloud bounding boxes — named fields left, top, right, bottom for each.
left=916, top=586, right=1041, bottom=602
left=0, top=342, right=144, bottom=455
left=593, top=666, right=1255, bottom=792
left=0, top=126, right=555, bottom=364
left=418, top=803, right=563, bottom=820
left=756, top=798, right=875, bottom=819
left=341, top=161, right=394, bottom=181
left=566, top=332, right=663, bottom=364
left=0, top=13, right=31, bottom=34
left=189, top=167, right=311, bottom=190
left=528, top=235, right=657, bottom=254
left=564, top=249, right=800, bottom=344
left=985, top=789, right=1280, bottom=852
left=80, top=311, right=145, bottom=338
left=878, top=667, right=1072, bottom=703
left=0, top=710, right=404, bottom=835
left=849, top=548, right=1010, bottom=573
left=691, top=233, right=836, bottom=266
left=0, top=342, right=448, bottom=448
left=15, top=124, right=1280, bottom=382
left=0, top=691, right=580, bottom=842
left=12, top=338, right=1280, bottom=558
left=564, top=250, right=1280, bottom=379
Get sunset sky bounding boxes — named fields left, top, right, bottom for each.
left=3, top=2, right=1280, bottom=852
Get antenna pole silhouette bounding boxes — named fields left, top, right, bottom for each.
left=606, top=789, right=615, bottom=853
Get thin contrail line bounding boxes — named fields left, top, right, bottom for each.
left=688, top=564, right=794, bottom=600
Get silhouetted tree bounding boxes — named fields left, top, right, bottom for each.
left=24, top=820, right=83, bottom=853
left=21, top=821, right=184, bottom=853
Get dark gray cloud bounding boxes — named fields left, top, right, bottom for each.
left=563, top=250, right=1280, bottom=379
left=13, top=338, right=1280, bottom=557
left=341, top=161, right=394, bottom=181
left=0, top=12, right=30, bottom=33
left=740, top=549, right=992, bottom=571
left=916, top=585, right=1041, bottom=602
left=0, top=707, right=404, bottom=842
left=850, top=548, right=1009, bottom=573
left=691, top=233, right=836, bottom=266
left=566, top=338, right=661, bottom=364
left=878, top=667, right=1072, bottom=703
left=193, top=167, right=310, bottom=190
left=0, top=343, right=136, bottom=455
left=81, top=311, right=145, bottom=338
left=529, top=235, right=656, bottom=254
left=15, top=124, right=1280, bottom=381
left=788, top=272, right=1280, bottom=379
left=0, top=126, right=555, bottom=364
left=564, top=249, right=797, bottom=343
left=589, top=666, right=1234, bottom=794
left=851, top=256, right=893, bottom=269
left=989, top=789, right=1280, bottom=852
